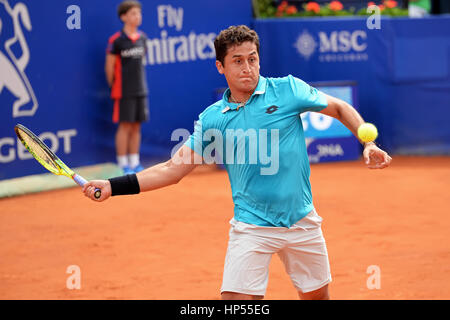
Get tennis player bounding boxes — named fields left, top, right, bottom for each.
left=84, top=25, right=392, bottom=300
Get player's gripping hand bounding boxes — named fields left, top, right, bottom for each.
left=363, top=143, right=392, bottom=169
left=82, top=180, right=112, bottom=201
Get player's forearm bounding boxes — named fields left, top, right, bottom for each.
left=334, top=101, right=367, bottom=144
left=94, top=162, right=185, bottom=199
left=135, top=160, right=187, bottom=192
left=338, top=103, right=364, bottom=135
left=106, top=146, right=197, bottom=197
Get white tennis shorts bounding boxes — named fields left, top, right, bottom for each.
left=221, top=209, right=332, bottom=296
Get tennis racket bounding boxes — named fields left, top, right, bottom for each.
left=14, top=124, right=101, bottom=199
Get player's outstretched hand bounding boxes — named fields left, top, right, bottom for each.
left=82, top=180, right=111, bottom=201
left=363, top=143, right=392, bottom=169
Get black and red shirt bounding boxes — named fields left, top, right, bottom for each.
left=106, top=30, right=148, bottom=99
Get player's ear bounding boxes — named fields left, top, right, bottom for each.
left=216, top=60, right=224, bottom=75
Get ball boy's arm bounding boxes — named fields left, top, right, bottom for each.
left=105, top=54, right=116, bottom=87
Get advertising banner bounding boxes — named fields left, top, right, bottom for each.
left=0, top=0, right=252, bottom=180
left=254, top=17, right=450, bottom=155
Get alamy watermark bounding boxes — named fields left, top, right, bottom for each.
left=66, top=265, right=81, bottom=290
left=171, top=125, right=280, bottom=176
left=366, top=5, right=381, bottom=30
left=366, top=265, right=381, bottom=290
left=66, top=5, right=81, bottom=30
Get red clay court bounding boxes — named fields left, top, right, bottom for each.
left=0, top=156, right=449, bottom=299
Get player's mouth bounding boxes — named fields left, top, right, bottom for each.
left=240, top=76, right=254, bottom=82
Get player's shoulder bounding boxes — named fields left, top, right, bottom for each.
left=266, top=74, right=305, bottom=89
left=265, top=74, right=310, bottom=96
left=193, top=100, right=228, bottom=129
left=108, top=31, right=122, bottom=44
left=198, top=100, right=225, bottom=119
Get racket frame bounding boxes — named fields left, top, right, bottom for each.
left=14, top=124, right=101, bottom=199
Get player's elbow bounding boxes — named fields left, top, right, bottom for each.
left=170, top=169, right=184, bottom=185
left=335, top=102, right=346, bottom=121
left=333, top=99, right=353, bottom=122
left=322, top=95, right=345, bottom=120
left=164, top=159, right=189, bottom=185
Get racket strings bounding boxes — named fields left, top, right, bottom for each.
left=18, top=130, right=59, bottom=172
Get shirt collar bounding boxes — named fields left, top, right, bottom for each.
left=121, top=29, right=141, bottom=42
left=253, top=75, right=267, bottom=95
left=222, top=75, right=267, bottom=111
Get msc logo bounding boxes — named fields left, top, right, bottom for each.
left=294, top=29, right=368, bottom=62
left=293, top=30, right=317, bottom=60
left=0, top=0, right=38, bottom=117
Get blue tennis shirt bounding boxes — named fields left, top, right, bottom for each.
left=185, top=75, right=328, bottom=227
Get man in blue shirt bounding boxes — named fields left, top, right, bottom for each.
left=83, top=25, right=392, bottom=300
left=185, top=74, right=328, bottom=228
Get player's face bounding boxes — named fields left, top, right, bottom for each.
left=121, top=7, right=142, bottom=27
left=216, top=41, right=260, bottom=95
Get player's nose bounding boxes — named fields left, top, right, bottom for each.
left=241, top=61, right=251, bottom=73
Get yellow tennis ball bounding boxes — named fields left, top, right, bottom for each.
left=358, top=123, right=378, bottom=143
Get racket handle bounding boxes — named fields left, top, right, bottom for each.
left=73, top=174, right=102, bottom=199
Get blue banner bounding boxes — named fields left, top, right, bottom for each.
left=254, top=16, right=450, bottom=155
left=303, top=82, right=360, bottom=163
left=0, top=0, right=252, bottom=180
left=2, top=5, right=449, bottom=181
left=303, top=84, right=355, bottom=139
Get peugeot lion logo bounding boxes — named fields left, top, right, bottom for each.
left=294, top=30, right=317, bottom=60
left=0, top=0, right=38, bottom=118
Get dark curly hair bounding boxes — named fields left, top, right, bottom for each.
left=214, top=25, right=260, bottom=66
left=117, top=0, right=142, bottom=18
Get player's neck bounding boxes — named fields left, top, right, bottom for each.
left=228, top=90, right=253, bottom=104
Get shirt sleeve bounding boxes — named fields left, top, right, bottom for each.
left=288, top=75, right=328, bottom=113
left=184, top=111, right=209, bottom=157
left=106, top=36, right=119, bottom=55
